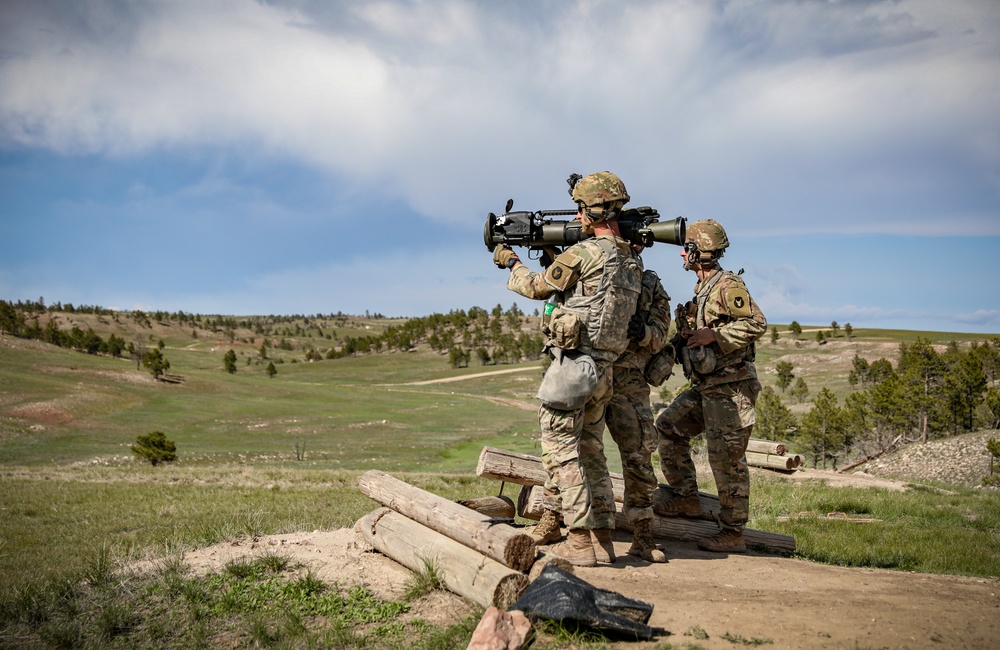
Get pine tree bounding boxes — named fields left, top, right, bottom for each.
left=898, top=338, right=946, bottom=442
left=131, top=431, right=177, bottom=466
left=799, top=388, right=846, bottom=469
left=754, top=387, right=797, bottom=441
left=775, top=361, right=795, bottom=393
left=142, top=348, right=170, bottom=380
left=223, top=349, right=238, bottom=374
left=943, top=350, right=987, bottom=433
left=789, top=377, right=810, bottom=403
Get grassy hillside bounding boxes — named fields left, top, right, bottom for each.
left=2, top=310, right=997, bottom=469
left=0, top=335, right=544, bottom=470
left=2, top=312, right=998, bottom=648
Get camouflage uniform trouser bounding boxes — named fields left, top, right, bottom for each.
left=654, top=378, right=761, bottom=531
left=539, top=356, right=616, bottom=530
left=605, top=367, right=658, bottom=523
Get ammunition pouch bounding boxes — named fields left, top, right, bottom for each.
left=644, top=345, right=675, bottom=387
left=684, top=343, right=756, bottom=384
left=543, top=308, right=582, bottom=350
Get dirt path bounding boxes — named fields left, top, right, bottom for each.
left=401, top=366, right=538, bottom=386
left=174, top=519, right=999, bottom=650
left=577, top=537, right=999, bottom=649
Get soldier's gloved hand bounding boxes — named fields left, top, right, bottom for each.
left=493, top=245, right=520, bottom=270
left=627, top=313, right=646, bottom=341
left=539, top=245, right=562, bottom=268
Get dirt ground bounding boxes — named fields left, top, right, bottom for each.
left=174, top=468, right=999, bottom=650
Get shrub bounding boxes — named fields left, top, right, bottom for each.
left=130, top=431, right=178, bottom=466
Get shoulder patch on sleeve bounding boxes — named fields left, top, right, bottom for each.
left=544, top=251, right=582, bottom=292
left=723, top=285, right=752, bottom=317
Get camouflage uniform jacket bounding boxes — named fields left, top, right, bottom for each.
left=687, top=267, right=767, bottom=387
left=508, top=234, right=641, bottom=363
left=615, top=266, right=671, bottom=371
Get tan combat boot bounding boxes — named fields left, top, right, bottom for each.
left=697, top=529, right=746, bottom=553
left=591, top=528, right=616, bottom=564
left=653, top=494, right=702, bottom=518
left=627, top=518, right=667, bottom=563
left=530, top=509, right=564, bottom=545
left=545, top=528, right=597, bottom=567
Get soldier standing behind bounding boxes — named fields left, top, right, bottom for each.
left=492, top=172, right=641, bottom=566
left=654, top=219, right=766, bottom=553
left=605, top=253, right=672, bottom=562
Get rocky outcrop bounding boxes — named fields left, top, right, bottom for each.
left=862, top=430, right=998, bottom=488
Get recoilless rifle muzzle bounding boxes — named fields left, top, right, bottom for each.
left=483, top=199, right=686, bottom=252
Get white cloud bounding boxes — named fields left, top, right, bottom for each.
left=0, top=0, right=998, bottom=332
left=2, top=1, right=996, bottom=234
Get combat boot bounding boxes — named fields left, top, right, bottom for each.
left=627, top=518, right=667, bottom=563
left=697, top=529, right=746, bottom=553
left=653, top=494, right=702, bottom=518
left=544, top=528, right=597, bottom=567
left=530, top=509, right=564, bottom=545
left=591, top=528, right=616, bottom=564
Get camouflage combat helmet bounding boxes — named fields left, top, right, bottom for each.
left=570, top=171, right=630, bottom=221
left=684, top=219, right=729, bottom=268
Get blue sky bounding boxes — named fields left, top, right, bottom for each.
left=1, top=0, right=998, bottom=334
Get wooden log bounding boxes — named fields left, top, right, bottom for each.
left=476, top=446, right=549, bottom=486
left=746, top=451, right=799, bottom=471
left=652, top=484, right=721, bottom=518
left=356, top=508, right=530, bottom=609
left=746, top=439, right=788, bottom=456
left=358, top=470, right=536, bottom=572
left=456, top=495, right=515, bottom=520
left=483, top=446, right=794, bottom=552
left=479, top=446, right=629, bottom=496
left=483, top=447, right=720, bottom=515
left=516, top=484, right=545, bottom=520
left=613, top=505, right=797, bottom=552
left=514, top=479, right=632, bottom=519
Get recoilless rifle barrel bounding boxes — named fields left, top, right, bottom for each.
left=484, top=200, right=686, bottom=252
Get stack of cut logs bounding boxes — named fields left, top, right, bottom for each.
left=745, top=439, right=802, bottom=472
left=477, top=446, right=796, bottom=554
left=355, top=448, right=797, bottom=613
left=356, top=469, right=534, bottom=610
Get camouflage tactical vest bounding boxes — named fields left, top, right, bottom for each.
left=692, top=269, right=757, bottom=387
left=559, top=236, right=642, bottom=361
left=616, top=268, right=661, bottom=370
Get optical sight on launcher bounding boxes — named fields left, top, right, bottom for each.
left=483, top=199, right=686, bottom=253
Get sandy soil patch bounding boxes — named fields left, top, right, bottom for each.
left=166, top=496, right=999, bottom=650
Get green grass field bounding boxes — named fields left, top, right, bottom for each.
left=2, top=320, right=999, bottom=648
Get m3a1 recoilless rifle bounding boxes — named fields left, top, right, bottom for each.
left=483, top=200, right=687, bottom=254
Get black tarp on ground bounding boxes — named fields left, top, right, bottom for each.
left=509, top=563, right=668, bottom=641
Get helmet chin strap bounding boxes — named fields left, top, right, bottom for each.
left=683, top=242, right=698, bottom=271
left=583, top=203, right=620, bottom=229
left=684, top=242, right=722, bottom=271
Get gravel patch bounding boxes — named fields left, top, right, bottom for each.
left=862, top=429, right=999, bottom=488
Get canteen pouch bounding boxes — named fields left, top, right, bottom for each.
left=544, top=308, right=582, bottom=350
left=537, top=348, right=597, bottom=410
left=688, top=345, right=717, bottom=375
left=644, top=346, right=675, bottom=387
